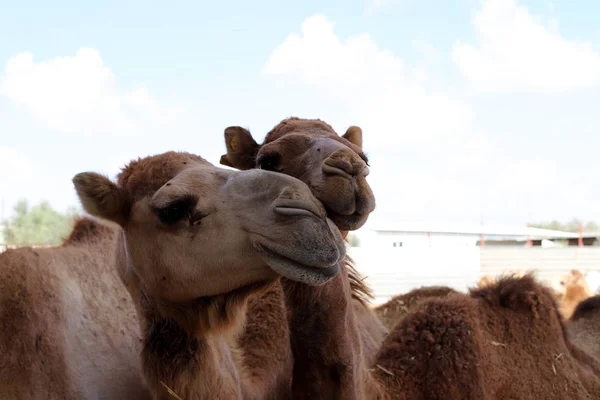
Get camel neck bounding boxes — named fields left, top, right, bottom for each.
left=282, top=264, right=371, bottom=399
left=140, top=314, right=243, bottom=400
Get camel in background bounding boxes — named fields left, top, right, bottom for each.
left=0, top=217, right=150, bottom=399
left=72, top=151, right=348, bottom=398
left=554, top=269, right=594, bottom=319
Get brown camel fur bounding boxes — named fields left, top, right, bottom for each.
left=373, top=274, right=600, bottom=399
left=73, top=151, right=348, bottom=399
left=0, top=217, right=151, bottom=399
left=567, top=295, right=600, bottom=362
left=555, top=269, right=594, bottom=319
left=373, top=286, right=458, bottom=330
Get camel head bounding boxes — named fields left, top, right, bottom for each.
left=220, top=117, right=376, bottom=232
left=72, top=151, right=346, bottom=305
left=554, top=269, right=593, bottom=299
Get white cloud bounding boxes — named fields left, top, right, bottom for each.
left=412, top=39, right=440, bottom=64
left=263, top=14, right=474, bottom=148
left=452, top=0, right=600, bottom=93
left=364, top=0, right=409, bottom=15
left=0, top=48, right=178, bottom=136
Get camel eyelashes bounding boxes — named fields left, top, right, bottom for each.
left=153, top=195, right=198, bottom=226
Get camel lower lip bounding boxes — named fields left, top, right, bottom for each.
left=328, top=211, right=368, bottom=230
left=255, top=244, right=340, bottom=286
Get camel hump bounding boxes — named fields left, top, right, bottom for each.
left=62, top=217, right=116, bottom=246
left=571, top=295, right=600, bottom=321
left=470, top=274, right=552, bottom=317
left=0, top=248, right=74, bottom=397
left=377, top=297, right=485, bottom=399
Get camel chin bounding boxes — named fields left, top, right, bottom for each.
left=327, top=211, right=369, bottom=232
left=256, top=244, right=341, bottom=286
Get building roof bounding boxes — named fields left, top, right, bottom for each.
left=369, top=221, right=581, bottom=240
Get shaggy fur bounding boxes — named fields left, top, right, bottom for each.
left=374, top=286, right=458, bottom=330
left=568, top=295, right=600, bottom=363
left=374, top=275, right=600, bottom=399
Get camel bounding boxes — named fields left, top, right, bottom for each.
left=0, top=217, right=151, bottom=399
left=220, top=117, right=388, bottom=395
left=374, top=274, right=600, bottom=399
left=71, top=151, right=349, bottom=399
left=553, top=269, right=594, bottom=319
left=219, top=117, right=379, bottom=309
left=373, top=286, right=457, bottom=330
left=568, top=295, right=600, bottom=362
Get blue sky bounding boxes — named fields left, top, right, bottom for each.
left=1, top=0, right=599, bottom=229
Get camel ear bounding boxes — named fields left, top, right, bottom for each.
left=342, top=126, right=363, bottom=149
left=220, top=126, right=260, bottom=170
left=72, top=172, right=130, bottom=226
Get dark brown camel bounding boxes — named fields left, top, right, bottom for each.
left=220, top=117, right=387, bottom=397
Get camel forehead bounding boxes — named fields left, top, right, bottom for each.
left=263, top=118, right=364, bottom=157
left=117, top=151, right=213, bottom=200
left=264, top=118, right=338, bottom=143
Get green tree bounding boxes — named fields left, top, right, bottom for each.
left=2, top=199, right=78, bottom=246
left=531, top=219, right=599, bottom=233
left=347, top=233, right=361, bottom=247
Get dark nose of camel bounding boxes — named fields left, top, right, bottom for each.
left=322, top=149, right=369, bottom=179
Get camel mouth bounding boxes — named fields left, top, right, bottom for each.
left=255, top=244, right=340, bottom=286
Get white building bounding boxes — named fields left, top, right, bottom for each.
left=348, top=222, right=585, bottom=304
left=357, top=221, right=580, bottom=249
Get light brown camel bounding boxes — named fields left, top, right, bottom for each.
left=220, top=117, right=388, bottom=396
left=554, top=269, right=594, bottom=319
left=72, top=151, right=348, bottom=399
left=0, top=217, right=151, bottom=399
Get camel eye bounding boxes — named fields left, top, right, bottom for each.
left=154, top=195, right=197, bottom=226
left=257, top=153, right=282, bottom=172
